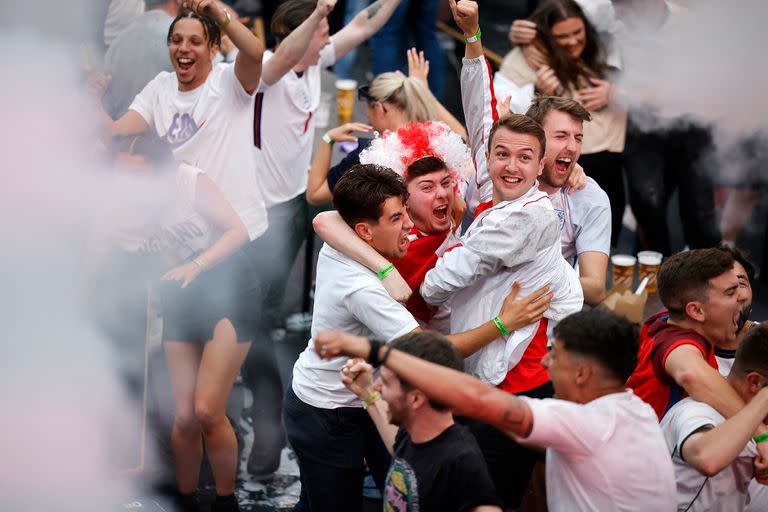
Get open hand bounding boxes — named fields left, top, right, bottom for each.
left=161, top=261, right=203, bottom=288
left=522, top=42, right=549, bottom=71
left=327, top=122, right=372, bottom=142
left=407, top=48, right=429, bottom=86
left=498, top=282, right=553, bottom=332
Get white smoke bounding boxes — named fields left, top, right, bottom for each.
left=617, top=0, right=768, bottom=138
left=0, top=27, right=153, bottom=510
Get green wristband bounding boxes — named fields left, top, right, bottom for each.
left=465, top=27, right=482, bottom=44
left=492, top=316, right=510, bottom=336
left=377, top=262, right=395, bottom=281
left=753, top=432, right=768, bottom=444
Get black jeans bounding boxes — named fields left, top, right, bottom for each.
left=624, top=119, right=721, bottom=255
left=241, top=194, right=310, bottom=475
left=459, top=380, right=554, bottom=509
left=579, top=151, right=625, bottom=247
left=283, top=384, right=391, bottom=511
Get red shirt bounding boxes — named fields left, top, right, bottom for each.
left=391, top=228, right=450, bottom=323
left=626, top=310, right=718, bottom=420
left=498, top=318, right=550, bottom=394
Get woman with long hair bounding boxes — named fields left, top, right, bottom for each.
left=497, top=0, right=627, bottom=247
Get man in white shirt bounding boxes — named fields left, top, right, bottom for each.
left=457, top=6, right=610, bottom=306
left=285, top=163, right=550, bottom=510
left=240, top=0, right=405, bottom=479
left=315, top=308, right=678, bottom=512
left=661, top=325, right=768, bottom=512
left=525, top=96, right=611, bottom=305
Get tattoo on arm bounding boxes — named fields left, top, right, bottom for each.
left=498, top=396, right=530, bottom=433
left=365, top=0, right=384, bottom=19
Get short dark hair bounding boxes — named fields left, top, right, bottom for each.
left=526, top=96, right=592, bottom=125
left=717, top=245, right=756, bottom=286
left=553, top=309, right=640, bottom=382
left=404, top=156, right=448, bottom=182
left=271, top=0, right=316, bottom=43
left=731, top=324, right=768, bottom=379
left=390, top=331, right=463, bottom=411
left=333, top=164, right=408, bottom=227
left=488, top=114, right=546, bottom=159
left=658, top=248, right=735, bottom=322
left=168, top=10, right=221, bottom=47
left=114, top=134, right=174, bottom=168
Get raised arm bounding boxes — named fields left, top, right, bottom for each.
left=452, top=0, right=497, bottom=205
left=681, top=387, right=768, bottom=477
left=315, top=332, right=535, bottom=438
left=312, top=211, right=412, bottom=302
left=331, top=0, right=402, bottom=59
left=406, top=48, right=468, bottom=141
left=261, top=0, right=336, bottom=85
left=341, top=358, right=397, bottom=454
left=307, top=122, right=371, bottom=206
left=184, top=0, right=264, bottom=93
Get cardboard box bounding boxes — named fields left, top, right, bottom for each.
left=600, top=284, right=648, bottom=324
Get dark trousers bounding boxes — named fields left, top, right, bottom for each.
left=283, top=385, right=392, bottom=511
left=624, top=120, right=721, bottom=254
left=241, top=194, right=310, bottom=475
left=579, top=151, right=625, bottom=247
left=459, top=381, right=554, bottom=509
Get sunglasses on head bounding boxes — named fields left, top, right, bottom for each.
left=358, top=85, right=388, bottom=112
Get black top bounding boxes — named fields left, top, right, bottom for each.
left=384, top=423, right=502, bottom=512
left=326, top=138, right=373, bottom=192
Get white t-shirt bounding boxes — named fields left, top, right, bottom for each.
left=547, top=177, right=612, bottom=265
left=292, top=244, right=419, bottom=409
left=129, top=64, right=267, bottom=241
left=661, top=397, right=758, bottom=512
left=254, top=43, right=336, bottom=208
left=522, top=390, right=677, bottom=512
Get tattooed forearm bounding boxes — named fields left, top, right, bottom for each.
left=365, top=0, right=384, bottom=19
left=497, top=396, right=532, bottom=434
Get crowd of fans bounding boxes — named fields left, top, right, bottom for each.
left=86, top=0, right=766, bottom=511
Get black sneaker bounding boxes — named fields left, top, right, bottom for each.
left=211, top=494, right=240, bottom=512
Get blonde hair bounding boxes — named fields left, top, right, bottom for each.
left=367, top=72, right=439, bottom=123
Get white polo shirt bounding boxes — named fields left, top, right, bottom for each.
left=292, top=244, right=418, bottom=409
left=254, top=43, right=336, bottom=208
left=522, top=390, right=677, bottom=512
left=129, top=64, right=267, bottom=241
left=661, top=397, right=758, bottom=512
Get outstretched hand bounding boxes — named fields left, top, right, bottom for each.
left=498, top=282, right=553, bottom=332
